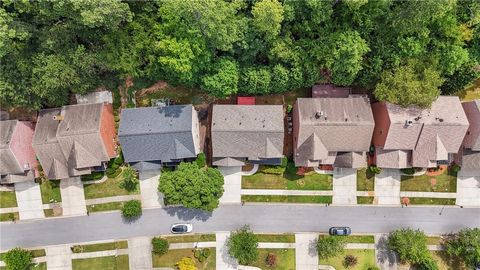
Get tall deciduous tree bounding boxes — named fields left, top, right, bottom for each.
left=227, top=225, right=258, bottom=265
left=387, top=228, right=432, bottom=266
left=158, top=162, right=224, bottom=212
left=4, top=248, right=32, bottom=270
left=445, top=228, right=480, bottom=268
left=252, top=0, right=284, bottom=40
left=316, top=236, right=345, bottom=260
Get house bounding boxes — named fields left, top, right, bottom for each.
left=118, top=105, right=200, bottom=171
left=457, top=100, right=480, bottom=175
left=372, top=96, right=469, bottom=169
left=211, top=105, right=284, bottom=166
left=0, top=120, right=38, bottom=183
left=33, top=103, right=117, bottom=180
left=293, top=96, right=375, bottom=168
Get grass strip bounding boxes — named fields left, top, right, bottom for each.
left=87, top=202, right=123, bottom=213
left=357, top=196, right=374, bottom=204
left=164, top=234, right=216, bottom=243
left=406, top=198, right=456, bottom=205
left=242, top=195, right=332, bottom=204
left=255, top=234, right=295, bottom=243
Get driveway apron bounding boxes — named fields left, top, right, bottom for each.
left=60, top=177, right=87, bottom=216
left=139, top=169, right=164, bottom=208
left=219, top=166, right=242, bottom=204
left=15, top=181, right=44, bottom=220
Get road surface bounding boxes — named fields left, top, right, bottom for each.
left=1, top=205, right=479, bottom=250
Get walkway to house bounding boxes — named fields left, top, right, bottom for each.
left=45, top=245, right=72, bottom=270
left=60, top=177, right=87, bottom=216
left=128, top=237, right=153, bottom=270
left=219, top=167, right=242, bottom=204
left=15, top=181, right=44, bottom=220
left=332, top=168, right=357, bottom=205
left=456, top=173, right=480, bottom=207
left=216, top=232, right=238, bottom=270
left=139, top=169, right=164, bottom=208
left=295, top=233, right=318, bottom=270
left=241, top=189, right=332, bottom=196
left=374, top=169, right=401, bottom=205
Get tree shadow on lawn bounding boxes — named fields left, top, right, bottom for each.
left=163, top=206, right=212, bottom=222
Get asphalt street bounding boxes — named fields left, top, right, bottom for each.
left=1, top=205, right=479, bottom=250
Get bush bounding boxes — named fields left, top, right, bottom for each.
left=196, top=153, right=206, bottom=168
left=152, top=237, right=169, bottom=255
left=106, top=167, right=122, bottom=178
left=343, top=255, right=358, bottom=268
left=286, top=104, right=293, bottom=113
left=71, top=245, right=84, bottom=253
left=198, top=255, right=206, bottom=262
left=4, top=247, right=32, bottom=270
left=81, top=171, right=104, bottom=181
left=285, top=161, right=297, bottom=175
left=176, top=256, right=196, bottom=270
left=367, top=266, right=380, bottom=270
left=266, top=252, right=277, bottom=267
left=418, top=257, right=439, bottom=270
left=280, top=157, right=288, bottom=167
left=194, top=249, right=201, bottom=259
left=400, top=168, right=415, bottom=175
left=368, top=165, right=382, bottom=174
left=114, top=152, right=124, bottom=166
left=451, top=164, right=461, bottom=173
left=122, top=200, right=142, bottom=219
left=261, top=165, right=285, bottom=175
left=119, top=166, right=139, bottom=191
left=202, top=248, right=211, bottom=258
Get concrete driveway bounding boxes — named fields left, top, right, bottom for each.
left=15, top=181, right=45, bottom=220
left=332, top=168, right=357, bottom=205
left=456, top=171, right=480, bottom=207
left=219, top=166, right=242, bottom=204
left=128, top=237, right=153, bottom=270
left=216, top=232, right=238, bottom=270
left=60, top=177, right=87, bottom=216
left=374, top=169, right=401, bottom=205
left=139, top=169, right=164, bottom=208
left=295, top=233, right=319, bottom=270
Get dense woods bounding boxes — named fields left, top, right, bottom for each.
left=1, top=0, right=479, bottom=109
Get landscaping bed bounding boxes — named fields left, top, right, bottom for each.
left=320, top=249, right=376, bottom=270
left=40, top=180, right=62, bottom=203
left=357, top=196, right=374, bottom=204
left=255, top=234, right=295, bottom=243
left=83, top=173, right=139, bottom=199
left=164, top=234, right=216, bottom=244
left=152, top=248, right=215, bottom=270
left=400, top=168, right=457, bottom=192
left=0, top=191, right=17, bottom=208
left=405, top=198, right=456, bottom=205
left=249, top=248, right=295, bottom=270
left=87, top=202, right=124, bottom=213
left=356, top=168, right=375, bottom=191
left=71, top=241, right=128, bottom=253
left=242, top=170, right=333, bottom=190
left=242, top=195, right=332, bottom=204
left=72, top=255, right=129, bottom=270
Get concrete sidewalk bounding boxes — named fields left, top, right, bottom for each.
left=15, top=181, right=44, bottom=220
left=60, top=177, right=87, bottom=216
left=295, top=233, right=318, bottom=270
left=169, top=241, right=216, bottom=249
left=399, top=191, right=456, bottom=198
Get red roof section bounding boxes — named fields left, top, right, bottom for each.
left=237, top=97, right=255, bottom=105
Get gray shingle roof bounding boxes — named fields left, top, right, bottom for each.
left=118, top=105, right=198, bottom=164
left=462, top=100, right=480, bottom=151
left=33, top=104, right=110, bottom=179
left=211, top=105, right=284, bottom=165
left=0, top=120, right=23, bottom=174
left=294, top=97, right=374, bottom=167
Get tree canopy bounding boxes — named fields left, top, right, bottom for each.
left=227, top=225, right=259, bottom=265
left=158, top=162, right=224, bottom=212
left=1, top=0, right=479, bottom=109
left=316, top=236, right=346, bottom=260
left=445, top=227, right=480, bottom=268
left=4, top=248, right=32, bottom=270
left=387, top=228, right=438, bottom=269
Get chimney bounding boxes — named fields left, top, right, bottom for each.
left=405, top=119, right=413, bottom=127
left=53, top=115, right=64, bottom=121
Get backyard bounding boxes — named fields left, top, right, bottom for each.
left=40, top=180, right=62, bottom=204
left=72, top=255, right=129, bottom=270
left=320, top=249, right=376, bottom=270
left=249, top=248, right=295, bottom=270
left=0, top=191, right=17, bottom=208
left=152, top=248, right=216, bottom=270
left=400, top=168, right=457, bottom=192
left=242, top=169, right=333, bottom=190
left=357, top=168, right=375, bottom=191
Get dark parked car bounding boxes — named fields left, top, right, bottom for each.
left=329, top=227, right=352, bottom=236
left=170, top=223, right=193, bottom=234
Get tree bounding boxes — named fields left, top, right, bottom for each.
left=158, top=162, right=224, bottom=212
left=120, top=165, right=139, bottom=192
left=374, top=59, right=444, bottom=108
left=201, top=58, right=239, bottom=98
left=152, top=237, right=169, bottom=255
left=252, top=0, right=284, bottom=40
left=121, top=200, right=142, bottom=219
left=387, top=228, right=432, bottom=265
left=239, top=67, right=272, bottom=94
left=445, top=228, right=480, bottom=268
left=4, top=248, right=32, bottom=270
left=227, top=225, right=259, bottom=265
left=176, top=257, right=197, bottom=270
left=316, top=236, right=345, bottom=260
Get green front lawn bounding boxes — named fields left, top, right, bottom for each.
left=242, top=170, right=333, bottom=190
left=426, top=236, right=442, bottom=245
left=40, top=180, right=62, bottom=203
left=400, top=169, right=457, bottom=192
left=357, top=196, right=374, bottom=204
left=0, top=212, right=18, bottom=222
left=431, top=251, right=467, bottom=270
left=406, top=198, right=456, bottom=205
left=164, top=234, right=216, bottom=244
left=320, top=249, right=376, bottom=270
left=0, top=191, right=17, bottom=208
left=356, top=168, right=375, bottom=191
left=72, top=241, right=128, bottom=253
left=83, top=174, right=139, bottom=199
left=72, top=255, right=129, bottom=270
left=242, top=195, right=332, bottom=204
left=152, top=248, right=215, bottom=270
left=255, top=234, right=296, bottom=243
left=343, top=235, right=375, bottom=244
left=87, top=202, right=124, bottom=213
left=249, top=248, right=295, bottom=270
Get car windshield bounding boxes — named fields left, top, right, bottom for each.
left=172, top=225, right=186, bottom=232
left=337, top=229, right=345, bottom=235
